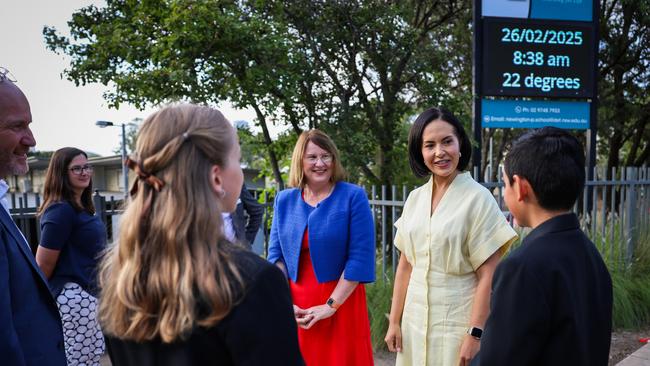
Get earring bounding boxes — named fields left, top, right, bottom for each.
left=218, top=189, right=226, bottom=198
left=459, top=152, right=462, bottom=157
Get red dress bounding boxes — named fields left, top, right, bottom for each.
left=290, top=230, right=374, bottom=366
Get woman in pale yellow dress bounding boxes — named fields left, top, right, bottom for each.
left=384, top=107, right=517, bottom=366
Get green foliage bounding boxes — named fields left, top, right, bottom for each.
left=43, top=0, right=473, bottom=187
left=43, top=0, right=650, bottom=186
left=237, top=125, right=296, bottom=183
left=609, top=224, right=650, bottom=329
left=611, top=273, right=650, bottom=329
left=597, top=0, right=650, bottom=169
left=365, top=264, right=394, bottom=351
left=237, top=124, right=269, bottom=171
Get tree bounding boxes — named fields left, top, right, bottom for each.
left=44, top=0, right=472, bottom=188
left=45, top=0, right=301, bottom=188
left=268, top=0, right=471, bottom=186
left=237, top=123, right=296, bottom=184
left=44, top=0, right=650, bottom=189
left=598, top=0, right=650, bottom=172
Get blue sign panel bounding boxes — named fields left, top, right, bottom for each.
left=482, top=0, right=531, bottom=19
left=482, top=99, right=589, bottom=129
left=482, top=0, right=592, bottom=22
left=531, top=0, right=592, bottom=22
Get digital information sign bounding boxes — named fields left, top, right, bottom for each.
left=482, top=99, right=589, bottom=129
left=473, top=0, right=598, bottom=176
left=482, top=18, right=595, bottom=98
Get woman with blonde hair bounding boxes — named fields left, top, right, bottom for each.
left=100, top=104, right=303, bottom=366
left=268, top=129, right=375, bottom=366
left=36, top=147, right=107, bottom=366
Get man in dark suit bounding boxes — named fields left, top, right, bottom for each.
left=230, top=184, right=264, bottom=249
left=0, top=69, right=67, bottom=366
left=472, top=127, right=612, bottom=366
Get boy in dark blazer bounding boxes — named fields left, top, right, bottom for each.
left=472, top=127, right=612, bottom=366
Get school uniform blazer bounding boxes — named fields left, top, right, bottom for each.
left=0, top=208, right=67, bottom=366
left=106, top=247, right=304, bottom=366
left=268, top=181, right=375, bottom=283
left=472, top=213, right=613, bottom=366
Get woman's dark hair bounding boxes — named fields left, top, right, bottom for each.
left=38, top=147, right=95, bottom=215
left=408, top=107, right=472, bottom=178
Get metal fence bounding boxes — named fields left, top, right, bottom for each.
left=8, top=191, right=124, bottom=253
left=9, top=167, right=650, bottom=276
left=367, top=167, right=650, bottom=280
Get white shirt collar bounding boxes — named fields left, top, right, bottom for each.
left=0, top=179, right=11, bottom=215
left=221, top=212, right=236, bottom=242
left=0, top=179, right=8, bottom=197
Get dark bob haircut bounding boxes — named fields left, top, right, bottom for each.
left=408, top=107, right=472, bottom=178
left=504, top=127, right=585, bottom=211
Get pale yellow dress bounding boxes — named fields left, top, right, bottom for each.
left=394, top=172, right=517, bottom=366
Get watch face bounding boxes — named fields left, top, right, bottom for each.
left=469, top=327, right=483, bottom=338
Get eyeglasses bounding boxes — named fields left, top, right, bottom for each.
left=69, top=165, right=94, bottom=175
left=0, top=67, right=17, bottom=83
left=304, top=154, right=333, bottom=164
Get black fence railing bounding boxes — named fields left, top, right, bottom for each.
left=9, top=167, right=650, bottom=275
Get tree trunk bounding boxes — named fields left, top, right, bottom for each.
left=251, top=103, right=285, bottom=190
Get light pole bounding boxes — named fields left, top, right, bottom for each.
left=96, top=120, right=129, bottom=197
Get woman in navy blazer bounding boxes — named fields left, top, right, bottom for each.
left=268, top=129, right=375, bottom=366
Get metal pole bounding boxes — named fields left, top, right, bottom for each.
left=121, top=123, right=128, bottom=197
left=472, top=0, right=484, bottom=182
left=586, top=0, right=600, bottom=212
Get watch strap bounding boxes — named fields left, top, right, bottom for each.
left=326, top=297, right=340, bottom=310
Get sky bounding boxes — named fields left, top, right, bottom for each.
left=2, top=0, right=256, bottom=157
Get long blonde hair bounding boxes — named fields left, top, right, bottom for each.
left=288, top=129, right=346, bottom=188
left=99, top=104, right=242, bottom=343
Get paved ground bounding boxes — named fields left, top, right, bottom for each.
left=617, top=343, right=650, bottom=365
left=610, top=327, right=650, bottom=365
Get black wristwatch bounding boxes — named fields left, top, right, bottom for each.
left=467, top=326, right=483, bottom=340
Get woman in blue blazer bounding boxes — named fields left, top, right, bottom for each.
left=268, top=129, right=375, bottom=366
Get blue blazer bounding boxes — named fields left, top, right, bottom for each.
left=268, top=181, right=375, bottom=283
left=0, top=209, right=67, bottom=366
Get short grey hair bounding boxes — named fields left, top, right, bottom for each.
left=0, top=67, right=17, bottom=83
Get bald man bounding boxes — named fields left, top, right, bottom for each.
left=0, top=69, right=67, bottom=366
